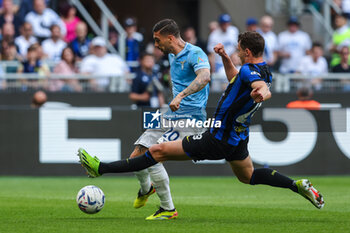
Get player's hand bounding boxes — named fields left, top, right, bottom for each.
left=250, top=87, right=264, bottom=103
left=213, top=43, right=227, bottom=57
left=169, top=95, right=182, bottom=111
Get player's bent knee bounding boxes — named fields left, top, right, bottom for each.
left=149, top=144, right=166, bottom=162
left=129, top=145, right=147, bottom=158
left=237, top=175, right=252, bottom=184
left=235, top=170, right=253, bottom=184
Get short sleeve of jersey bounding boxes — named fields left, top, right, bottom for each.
left=131, top=75, right=142, bottom=93
left=188, top=49, right=210, bottom=72
left=240, top=64, right=264, bottom=84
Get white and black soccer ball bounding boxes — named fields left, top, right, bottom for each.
left=76, top=185, right=105, bottom=214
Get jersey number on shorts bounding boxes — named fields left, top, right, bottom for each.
left=162, top=127, right=180, bottom=142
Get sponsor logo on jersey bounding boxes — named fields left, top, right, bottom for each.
left=250, top=71, right=261, bottom=77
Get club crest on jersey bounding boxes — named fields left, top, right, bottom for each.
left=180, top=60, right=186, bottom=70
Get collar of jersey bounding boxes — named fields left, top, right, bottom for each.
left=249, top=61, right=266, bottom=66
left=174, top=42, right=189, bottom=59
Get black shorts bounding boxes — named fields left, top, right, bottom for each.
left=182, top=130, right=249, bottom=161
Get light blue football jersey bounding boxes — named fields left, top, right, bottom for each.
left=163, top=43, right=210, bottom=121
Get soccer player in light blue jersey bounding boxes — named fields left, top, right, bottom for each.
left=80, top=19, right=211, bottom=220
left=132, top=19, right=210, bottom=220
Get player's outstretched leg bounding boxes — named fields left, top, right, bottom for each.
left=295, top=179, right=324, bottom=209
left=229, top=157, right=324, bottom=209
left=77, top=147, right=159, bottom=175
left=249, top=168, right=325, bottom=209
left=78, top=148, right=101, bottom=178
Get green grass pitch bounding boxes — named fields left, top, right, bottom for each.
left=1, top=176, right=350, bottom=233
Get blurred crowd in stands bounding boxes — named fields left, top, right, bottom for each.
left=1, top=0, right=350, bottom=107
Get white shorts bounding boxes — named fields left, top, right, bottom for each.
left=134, top=119, right=206, bottom=148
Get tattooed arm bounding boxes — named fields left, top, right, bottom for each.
left=169, top=68, right=210, bottom=111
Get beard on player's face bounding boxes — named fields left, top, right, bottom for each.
left=157, top=42, right=172, bottom=54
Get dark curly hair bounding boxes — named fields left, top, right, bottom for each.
left=152, top=19, right=180, bottom=38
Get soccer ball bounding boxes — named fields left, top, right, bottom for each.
left=76, top=185, right=105, bottom=214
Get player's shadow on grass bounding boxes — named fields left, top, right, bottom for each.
left=58, top=217, right=124, bottom=221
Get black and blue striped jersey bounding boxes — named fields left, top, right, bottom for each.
left=210, top=62, right=272, bottom=146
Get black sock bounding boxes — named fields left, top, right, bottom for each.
left=250, top=168, right=298, bottom=193
left=98, top=151, right=158, bottom=174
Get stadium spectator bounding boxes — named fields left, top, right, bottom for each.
left=0, top=0, right=23, bottom=36
left=18, top=44, right=49, bottom=75
left=108, top=28, right=119, bottom=51
left=31, top=90, right=47, bottom=107
left=332, top=46, right=350, bottom=72
left=296, top=42, right=328, bottom=76
left=257, top=15, right=278, bottom=67
left=17, top=44, right=50, bottom=91
left=329, top=13, right=350, bottom=67
left=69, top=21, right=90, bottom=60
left=33, top=42, right=48, bottom=60
left=80, top=36, right=129, bottom=91
left=183, top=26, right=206, bottom=51
left=42, top=24, right=67, bottom=61
left=124, top=17, right=143, bottom=71
left=1, top=40, right=19, bottom=73
left=278, top=16, right=312, bottom=73
left=2, top=21, right=15, bottom=41
left=60, top=3, right=80, bottom=43
left=124, top=16, right=143, bottom=42
left=52, top=47, right=81, bottom=92
left=1, top=39, right=18, bottom=89
left=53, top=47, right=77, bottom=75
left=25, top=0, right=66, bottom=41
left=0, top=0, right=19, bottom=14
left=207, top=14, right=239, bottom=73
left=208, top=20, right=218, bottom=33
left=129, top=53, right=164, bottom=108
left=15, top=22, right=37, bottom=58
left=296, top=42, right=328, bottom=91
left=1, top=40, right=20, bottom=62
left=246, top=17, right=258, bottom=31
left=331, top=46, right=350, bottom=91
left=286, top=86, right=321, bottom=110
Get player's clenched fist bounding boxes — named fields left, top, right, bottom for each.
left=169, top=95, right=182, bottom=111
left=213, top=43, right=227, bottom=57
